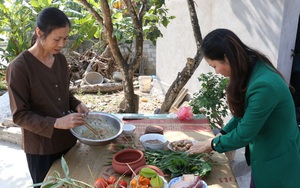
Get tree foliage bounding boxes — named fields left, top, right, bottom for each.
left=0, top=0, right=101, bottom=63
left=0, top=0, right=36, bottom=62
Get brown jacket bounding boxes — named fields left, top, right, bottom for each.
left=6, top=51, right=80, bottom=155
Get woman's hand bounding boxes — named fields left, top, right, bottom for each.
left=76, top=103, right=89, bottom=116
left=54, top=112, right=86, bottom=129
left=187, top=138, right=213, bottom=155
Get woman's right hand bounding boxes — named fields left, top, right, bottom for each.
left=54, top=112, right=86, bottom=129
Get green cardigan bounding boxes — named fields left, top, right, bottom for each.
left=212, top=62, right=300, bottom=187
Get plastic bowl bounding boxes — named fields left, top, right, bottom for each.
left=139, top=133, right=168, bottom=150
left=112, top=149, right=146, bottom=175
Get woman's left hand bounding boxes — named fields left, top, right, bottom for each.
left=187, top=138, right=213, bottom=154
left=76, top=103, right=89, bottom=116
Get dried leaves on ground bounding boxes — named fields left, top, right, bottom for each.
left=75, top=89, right=164, bottom=114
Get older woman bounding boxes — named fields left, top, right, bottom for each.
left=6, top=7, right=89, bottom=187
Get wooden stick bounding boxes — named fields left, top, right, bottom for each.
left=68, top=110, right=99, bottom=135
left=84, top=122, right=99, bottom=135
left=171, top=88, right=188, bottom=109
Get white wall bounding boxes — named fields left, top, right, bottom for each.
left=277, top=0, right=300, bottom=82
left=155, top=0, right=300, bottom=94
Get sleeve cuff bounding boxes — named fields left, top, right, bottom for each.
left=211, top=138, right=215, bottom=151
left=220, top=130, right=227, bottom=135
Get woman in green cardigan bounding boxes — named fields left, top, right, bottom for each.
left=188, top=28, right=300, bottom=187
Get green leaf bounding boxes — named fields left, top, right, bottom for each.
left=61, top=156, right=70, bottom=178
left=199, top=162, right=212, bottom=177
left=150, top=175, right=164, bottom=188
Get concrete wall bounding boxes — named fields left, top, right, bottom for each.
left=155, top=0, right=300, bottom=94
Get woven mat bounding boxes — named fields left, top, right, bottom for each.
left=46, top=118, right=238, bottom=188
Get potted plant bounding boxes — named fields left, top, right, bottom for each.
left=190, top=73, right=236, bottom=162
left=190, top=72, right=229, bottom=131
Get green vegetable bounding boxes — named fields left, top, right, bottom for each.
left=139, top=167, right=157, bottom=178
left=150, top=175, right=164, bottom=188
left=144, top=148, right=213, bottom=179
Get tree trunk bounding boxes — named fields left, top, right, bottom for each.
left=122, top=69, right=138, bottom=112
left=99, top=0, right=144, bottom=113
left=79, top=0, right=140, bottom=113
left=159, top=0, right=204, bottom=113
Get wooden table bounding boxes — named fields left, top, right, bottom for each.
left=46, top=116, right=238, bottom=188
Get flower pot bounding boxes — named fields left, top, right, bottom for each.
left=112, top=149, right=146, bottom=174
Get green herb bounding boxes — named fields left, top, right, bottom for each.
left=144, top=149, right=213, bottom=179
left=114, top=134, right=138, bottom=150
left=29, top=157, right=93, bottom=188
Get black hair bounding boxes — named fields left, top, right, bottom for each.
left=31, top=7, right=71, bottom=46
left=201, top=28, right=284, bottom=117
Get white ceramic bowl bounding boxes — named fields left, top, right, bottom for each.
left=122, top=124, right=136, bottom=135
left=168, top=175, right=207, bottom=188
left=139, top=133, right=168, bottom=150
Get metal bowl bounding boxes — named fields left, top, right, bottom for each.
left=70, top=112, right=123, bottom=146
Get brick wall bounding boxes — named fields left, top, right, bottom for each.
left=74, top=40, right=156, bottom=76
left=141, top=40, right=156, bottom=75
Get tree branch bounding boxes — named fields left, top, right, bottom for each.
left=123, top=0, right=145, bottom=72
left=76, top=0, right=104, bottom=27
left=188, top=0, right=203, bottom=63
left=123, top=0, right=139, bottom=27
left=99, top=0, right=125, bottom=68
left=159, top=0, right=204, bottom=113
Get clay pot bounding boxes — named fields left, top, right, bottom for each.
left=112, top=149, right=146, bottom=174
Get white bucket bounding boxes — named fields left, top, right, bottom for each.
left=138, top=76, right=152, bottom=93
left=83, top=72, right=104, bottom=85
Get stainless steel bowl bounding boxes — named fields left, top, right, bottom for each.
left=70, top=112, right=123, bottom=146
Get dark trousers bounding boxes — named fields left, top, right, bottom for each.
left=26, top=148, right=71, bottom=188
left=250, top=175, right=255, bottom=188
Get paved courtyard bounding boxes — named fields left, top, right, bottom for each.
left=0, top=141, right=32, bottom=188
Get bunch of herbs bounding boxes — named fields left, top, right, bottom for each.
left=144, top=148, right=213, bottom=179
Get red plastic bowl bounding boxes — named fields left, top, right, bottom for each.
left=112, top=149, right=146, bottom=175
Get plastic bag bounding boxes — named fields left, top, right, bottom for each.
left=177, top=106, right=193, bottom=120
